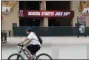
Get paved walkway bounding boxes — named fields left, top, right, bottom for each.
left=6, top=36, right=89, bottom=45
left=2, top=36, right=89, bottom=59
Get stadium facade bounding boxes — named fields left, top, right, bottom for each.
left=2, top=1, right=89, bottom=36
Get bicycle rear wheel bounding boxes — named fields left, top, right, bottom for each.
left=8, top=53, right=24, bottom=60
left=36, top=53, right=52, bottom=60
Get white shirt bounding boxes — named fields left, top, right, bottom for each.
left=27, top=32, right=41, bottom=46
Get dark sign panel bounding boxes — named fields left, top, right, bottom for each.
left=19, top=10, right=74, bottom=18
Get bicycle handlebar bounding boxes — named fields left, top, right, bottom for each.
left=17, top=44, right=24, bottom=47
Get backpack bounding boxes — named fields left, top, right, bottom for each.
left=35, top=33, right=43, bottom=44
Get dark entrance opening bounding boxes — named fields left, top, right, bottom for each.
left=46, top=1, right=70, bottom=10
left=19, top=1, right=40, bottom=10
left=19, top=17, right=41, bottom=26
left=48, top=18, right=72, bottom=26
left=19, top=1, right=41, bottom=26
left=46, top=1, right=71, bottom=26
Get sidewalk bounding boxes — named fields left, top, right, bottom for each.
left=6, top=36, right=89, bottom=45
left=2, top=36, right=89, bottom=59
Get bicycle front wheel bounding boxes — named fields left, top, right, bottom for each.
left=8, top=53, right=24, bottom=60
left=36, top=53, right=52, bottom=60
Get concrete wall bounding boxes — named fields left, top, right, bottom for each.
left=2, top=2, right=19, bottom=31
left=71, top=1, right=89, bottom=27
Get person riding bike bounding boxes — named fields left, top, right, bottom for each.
left=18, top=27, right=42, bottom=58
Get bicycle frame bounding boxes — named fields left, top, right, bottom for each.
left=17, top=45, right=35, bottom=59
left=8, top=45, right=52, bottom=60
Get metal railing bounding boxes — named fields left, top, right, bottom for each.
left=2, top=26, right=89, bottom=38
left=12, top=26, right=89, bottom=37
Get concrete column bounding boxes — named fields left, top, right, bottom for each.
left=43, top=18, right=48, bottom=27
left=70, top=1, right=81, bottom=27
left=40, top=1, right=44, bottom=27
left=40, top=0, right=48, bottom=27
left=85, top=15, right=89, bottom=27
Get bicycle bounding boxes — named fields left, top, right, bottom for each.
left=8, top=44, right=52, bottom=60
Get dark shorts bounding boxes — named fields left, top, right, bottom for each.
left=26, top=44, right=40, bottom=55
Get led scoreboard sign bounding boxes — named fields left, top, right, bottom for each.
left=28, top=11, right=70, bottom=16
left=19, top=10, right=74, bottom=18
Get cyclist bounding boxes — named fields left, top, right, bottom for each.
left=18, top=27, right=42, bottom=58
